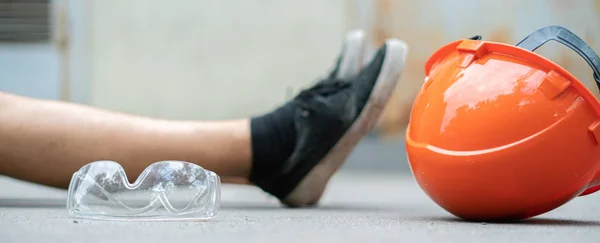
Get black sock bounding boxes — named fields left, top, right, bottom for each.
left=249, top=102, right=297, bottom=182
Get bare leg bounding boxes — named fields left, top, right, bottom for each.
left=0, top=31, right=407, bottom=208
left=0, top=91, right=252, bottom=188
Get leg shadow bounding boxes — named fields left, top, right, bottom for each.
left=220, top=202, right=398, bottom=212
left=0, top=198, right=66, bottom=208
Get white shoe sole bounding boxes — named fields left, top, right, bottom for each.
left=283, top=38, right=409, bottom=207
left=337, top=30, right=366, bottom=80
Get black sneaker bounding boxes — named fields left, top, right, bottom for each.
left=252, top=32, right=408, bottom=207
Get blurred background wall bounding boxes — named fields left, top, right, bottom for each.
left=1, top=0, right=600, bottom=171
left=0, top=0, right=59, bottom=100
left=87, top=0, right=348, bottom=120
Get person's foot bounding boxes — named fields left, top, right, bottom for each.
left=249, top=30, right=408, bottom=207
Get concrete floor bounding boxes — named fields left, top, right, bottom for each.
left=1, top=171, right=600, bottom=243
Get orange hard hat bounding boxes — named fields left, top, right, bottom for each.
left=406, top=25, right=600, bottom=221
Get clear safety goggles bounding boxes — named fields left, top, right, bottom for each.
left=66, top=160, right=221, bottom=221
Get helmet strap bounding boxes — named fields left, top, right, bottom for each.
left=515, top=25, right=600, bottom=92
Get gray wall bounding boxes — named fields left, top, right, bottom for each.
left=86, top=0, right=350, bottom=120
left=0, top=44, right=60, bottom=100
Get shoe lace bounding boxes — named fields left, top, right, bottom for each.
left=294, top=79, right=351, bottom=117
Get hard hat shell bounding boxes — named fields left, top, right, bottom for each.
left=406, top=26, right=600, bottom=221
